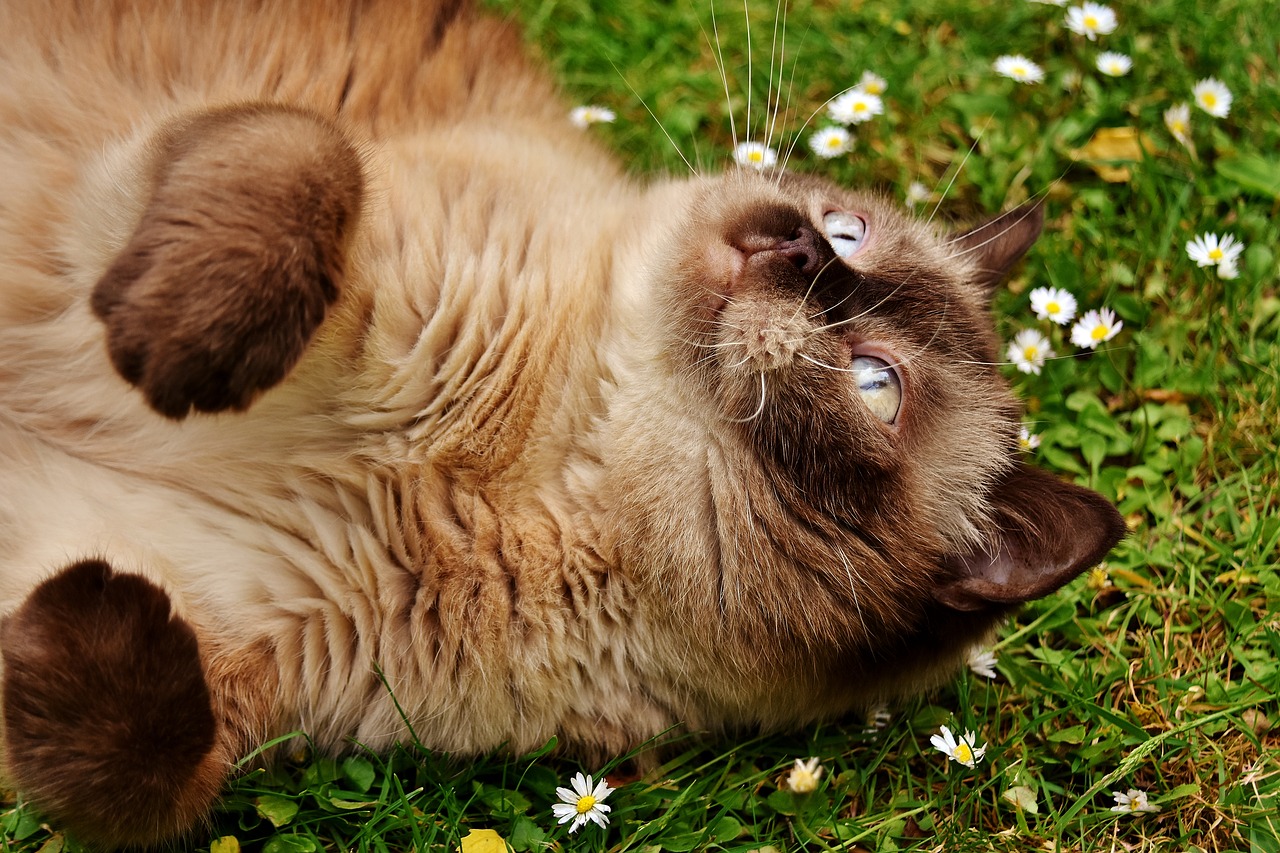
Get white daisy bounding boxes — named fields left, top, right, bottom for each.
left=1007, top=328, right=1054, bottom=374
left=828, top=89, right=884, bottom=125
left=994, top=55, right=1045, bottom=84
left=1019, top=426, right=1041, bottom=451
left=1163, top=102, right=1192, bottom=147
left=1192, top=77, right=1233, bottom=118
left=809, top=126, right=853, bottom=159
left=569, top=105, right=616, bottom=128
left=967, top=646, right=999, bottom=679
left=905, top=181, right=931, bottom=209
left=551, top=772, right=614, bottom=833
left=1111, top=788, right=1161, bottom=814
left=854, top=71, right=888, bottom=96
left=1029, top=286, right=1078, bottom=325
left=1095, top=52, right=1132, bottom=77
left=734, top=141, right=778, bottom=170
left=1065, top=2, right=1118, bottom=40
left=1070, top=308, right=1123, bottom=350
left=785, top=757, right=824, bottom=794
left=930, top=726, right=988, bottom=769
left=1185, top=232, right=1244, bottom=269
left=1217, top=255, right=1240, bottom=279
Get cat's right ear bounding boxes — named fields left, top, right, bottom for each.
left=934, top=463, right=1126, bottom=612
left=951, top=202, right=1044, bottom=291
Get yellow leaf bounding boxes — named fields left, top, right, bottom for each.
left=210, top=838, right=241, bottom=853
left=1069, top=127, right=1156, bottom=183
left=1001, top=785, right=1039, bottom=814
left=459, top=829, right=511, bottom=853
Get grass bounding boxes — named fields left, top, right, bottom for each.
left=3, top=0, right=1278, bottom=851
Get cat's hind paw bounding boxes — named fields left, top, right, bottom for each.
left=1, top=560, right=226, bottom=847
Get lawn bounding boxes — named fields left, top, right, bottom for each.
left=3, top=1, right=1278, bottom=851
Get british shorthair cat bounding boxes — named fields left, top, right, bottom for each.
left=0, top=0, right=1124, bottom=846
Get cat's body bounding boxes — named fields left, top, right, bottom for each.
left=0, top=1, right=1124, bottom=846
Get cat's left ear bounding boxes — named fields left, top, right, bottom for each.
left=934, top=463, right=1126, bottom=612
left=951, top=202, right=1044, bottom=291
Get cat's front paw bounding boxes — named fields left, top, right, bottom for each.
left=91, top=105, right=364, bottom=418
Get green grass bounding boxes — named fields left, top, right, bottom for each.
left=4, top=1, right=1279, bottom=851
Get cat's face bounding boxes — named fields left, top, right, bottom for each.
left=609, top=169, right=1123, bottom=719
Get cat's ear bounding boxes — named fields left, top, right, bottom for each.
left=934, top=463, right=1126, bottom=612
left=951, top=202, right=1044, bottom=291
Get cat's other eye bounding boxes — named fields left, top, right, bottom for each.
left=852, top=355, right=901, bottom=423
left=823, top=211, right=867, bottom=259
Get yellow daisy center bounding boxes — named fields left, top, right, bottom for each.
left=1202, top=92, right=1217, bottom=107
left=1208, top=247, right=1224, bottom=261
left=953, top=743, right=973, bottom=764
left=1023, top=345, right=1039, bottom=361
left=827, top=137, right=842, bottom=148
left=1171, top=120, right=1186, bottom=133
left=1090, top=324, right=1109, bottom=341
left=1046, top=300, right=1060, bottom=314
left=1083, top=14, right=1098, bottom=28
left=1019, top=438, right=1031, bottom=449
left=748, top=150, right=763, bottom=162
left=575, top=795, right=596, bottom=815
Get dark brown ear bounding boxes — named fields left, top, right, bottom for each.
left=951, top=201, right=1044, bottom=291
left=935, top=463, right=1126, bottom=612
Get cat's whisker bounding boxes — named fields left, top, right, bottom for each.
left=724, top=371, right=768, bottom=423
left=786, top=253, right=843, bottom=326
left=834, top=546, right=870, bottom=642
left=924, top=118, right=989, bottom=226
left=776, top=88, right=849, bottom=176
left=741, top=0, right=754, bottom=148
left=703, top=1, right=739, bottom=151
left=609, top=60, right=699, bottom=177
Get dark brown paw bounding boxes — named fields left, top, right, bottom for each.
left=91, top=105, right=364, bottom=419
left=1, top=560, right=225, bottom=847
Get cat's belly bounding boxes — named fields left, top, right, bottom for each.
left=0, top=421, right=671, bottom=758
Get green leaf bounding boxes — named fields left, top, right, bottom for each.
left=509, top=817, right=547, bottom=852
left=1047, top=724, right=1087, bottom=744
left=709, top=816, right=742, bottom=842
left=1216, top=154, right=1280, bottom=199
left=210, top=838, right=242, bottom=853
left=262, top=836, right=318, bottom=853
left=254, top=795, right=300, bottom=828
left=341, top=756, right=377, bottom=794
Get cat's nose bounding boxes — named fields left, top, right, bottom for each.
left=774, top=226, right=826, bottom=276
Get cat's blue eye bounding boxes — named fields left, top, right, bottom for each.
left=823, top=211, right=867, bottom=259
left=851, top=355, right=901, bottom=423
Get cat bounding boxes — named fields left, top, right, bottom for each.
left=0, top=0, right=1126, bottom=846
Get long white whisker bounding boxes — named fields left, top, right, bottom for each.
left=742, top=0, right=754, bottom=144
left=925, top=117, right=990, bottom=225
left=705, top=0, right=738, bottom=151
left=609, top=60, right=699, bottom=176
left=725, top=371, right=768, bottom=423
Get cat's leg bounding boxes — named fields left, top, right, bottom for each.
left=90, top=104, right=364, bottom=419
left=0, top=559, right=278, bottom=847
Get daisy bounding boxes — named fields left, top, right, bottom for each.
left=809, top=126, right=853, bottom=159
left=828, top=89, right=884, bottom=124
left=930, top=726, right=987, bottom=769
left=1007, top=328, right=1054, bottom=374
left=1192, top=78, right=1232, bottom=118
left=1019, top=426, right=1041, bottom=451
left=569, top=105, right=615, bottom=128
left=1070, top=308, right=1123, bottom=350
left=1217, top=255, right=1240, bottom=279
left=1185, top=232, right=1245, bottom=270
left=785, top=757, right=824, bottom=794
left=905, top=181, right=931, bottom=209
left=1163, top=102, right=1192, bottom=147
left=552, top=772, right=614, bottom=833
left=1029, top=286, right=1077, bottom=324
left=734, top=141, right=778, bottom=170
left=967, top=646, right=999, bottom=679
left=1095, top=52, right=1132, bottom=77
left=866, top=703, right=893, bottom=731
left=994, top=55, right=1045, bottom=84
left=1087, top=565, right=1111, bottom=590
left=854, top=70, right=888, bottom=96
left=1065, top=2, right=1118, bottom=40
left=1111, top=788, right=1161, bottom=814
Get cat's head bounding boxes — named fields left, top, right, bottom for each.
left=608, top=168, right=1125, bottom=721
